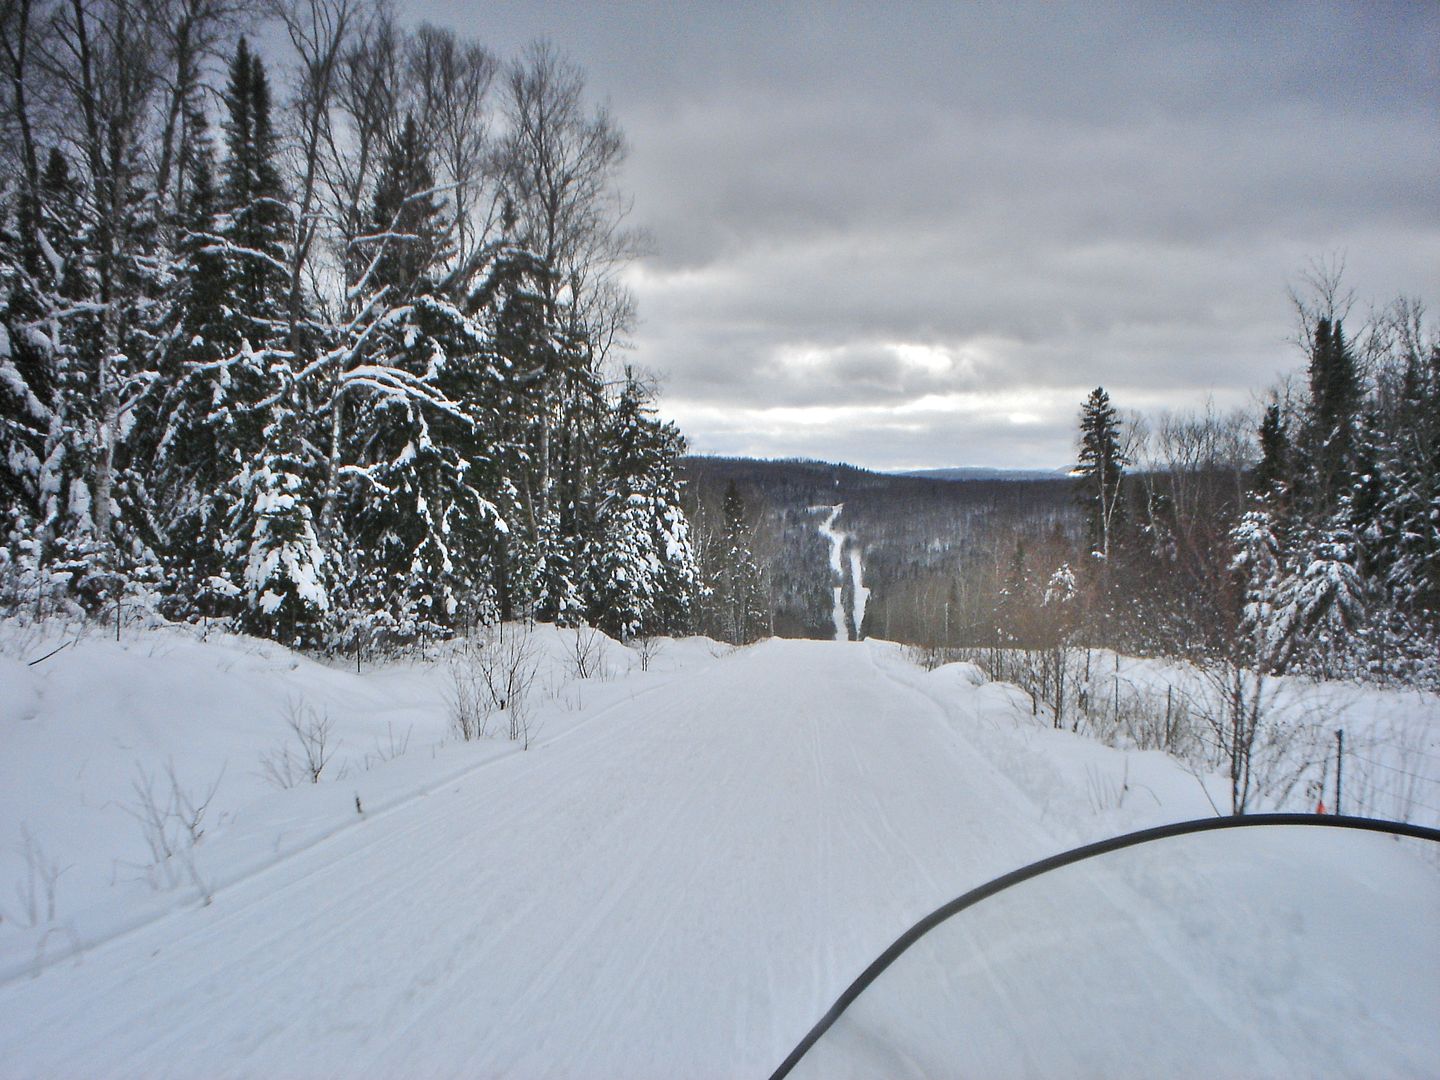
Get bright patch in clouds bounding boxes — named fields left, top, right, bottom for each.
left=891, top=342, right=953, bottom=376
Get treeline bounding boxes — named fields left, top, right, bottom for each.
left=0, top=0, right=698, bottom=648
left=1012, top=281, right=1439, bottom=688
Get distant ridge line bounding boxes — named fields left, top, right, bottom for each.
left=680, top=455, right=1070, bottom=482
left=896, top=465, right=1070, bottom=482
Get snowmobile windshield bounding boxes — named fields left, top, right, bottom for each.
left=775, top=816, right=1440, bottom=1080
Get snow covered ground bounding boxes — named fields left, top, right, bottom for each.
left=0, top=621, right=1436, bottom=1077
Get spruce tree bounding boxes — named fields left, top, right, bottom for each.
left=341, top=117, right=508, bottom=639
left=1076, top=387, right=1127, bottom=560
left=233, top=398, right=330, bottom=646
left=994, top=539, right=1032, bottom=646
left=0, top=155, right=60, bottom=532
left=587, top=375, right=698, bottom=639
left=208, top=42, right=309, bottom=633
left=706, top=480, right=767, bottom=644
left=369, top=114, right=449, bottom=300
left=142, top=108, right=253, bottom=619
left=221, top=38, right=290, bottom=329
left=344, top=297, right=505, bottom=639
left=15, top=146, right=123, bottom=610
left=1230, top=509, right=1287, bottom=668
left=1299, top=317, right=1361, bottom=515
left=1254, top=402, right=1289, bottom=502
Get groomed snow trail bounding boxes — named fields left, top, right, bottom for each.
left=848, top=546, right=868, bottom=635
left=815, top=505, right=848, bottom=640
left=813, top=505, right=866, bottom=640
left=0, top=639, right=1058, bottom=1079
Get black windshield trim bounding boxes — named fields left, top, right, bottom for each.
left=769, top=813, right=1440, bottom=1080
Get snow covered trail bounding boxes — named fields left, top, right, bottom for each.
left=0, top=639, right=1061, bottom=1079
left=2, top=635, right=1436, bottom=1077
left=815, top=505, right=848, bottom=640
left=813, top=505, right=866, bottom=640
left=848, top=546, right=868, bottom=637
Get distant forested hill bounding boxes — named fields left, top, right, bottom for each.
left=680, top=457, right=1080, bottom=643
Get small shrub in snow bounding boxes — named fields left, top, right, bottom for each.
left=449, top=661, right=492, bottom=741
left=1084, top=760, right=1130, bottom=814
left=260, top=700, right=336, bottom=788
left=631, top=635, right=663, bottom=673
left=568, top=624, right=610, bottom=680
left=123, top=761, right=223, bottom=902
left=360, top=723, right=412, bottom=771
left=448, top=623, right=540, bottom=747
left=1181, top=661, right=1324, bottom=815
left=905, top=643, right=948, bottom=672
left=3, top=825, right=68, bottom=927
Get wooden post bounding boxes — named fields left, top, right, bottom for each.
left=1335, top=729, right=1344, bottom=815
left=1113, top=651, right=1120, bottom=723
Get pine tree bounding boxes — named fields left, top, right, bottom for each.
left=1271, top=526, right=1367, bottom=678
left=141, top=42, right=297, bottom=623
left=12, top=146, right=127, bottom=611
left=344, top=296, right=506, bottom=639
left=993, top=539, right=1031, bottom=646
left=0, top=153, right=61, bottom=535
left=208, top=40, right=318, bottom=630
left=1254, top=402, right=1289, bottom=502
left=706, top=480, right=767, bottom=644
left=1230, top=509, right=1287, bottom=668
left=140, top=108, right=251, bottom=618
left=340, top=119, right=509, bottom=640
left=470, top=237, right=552, bottom=619
left=1299, top=317, right=1361, bottom=515
left=368, top=114, right=449, bottom=300
left=1385, top=345, right=1440, bottom=616
left=587, top=375, right=698, bottom=639
left=220, top=38, right=290, bottom=330
left=470, top=223, right=578, bottom=625
left=1076, top=386, right=1127, bottom=560
left=233, top=399, right=330, bottom=646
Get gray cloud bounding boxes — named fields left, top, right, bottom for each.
left=433, top=0, right=1440, bottom=469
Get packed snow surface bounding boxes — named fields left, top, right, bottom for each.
left=0, top=623, right=1437, bottom=1078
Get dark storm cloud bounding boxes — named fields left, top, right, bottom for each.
left=432, top=1, right=1440, bottom=468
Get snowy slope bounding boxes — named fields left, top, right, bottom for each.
left=0, top=626, right=1436, bottom=1077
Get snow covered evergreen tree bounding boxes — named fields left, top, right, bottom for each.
left=705, top=480, right=767, bottom=644
left=1232, top=298, right=1438, bottom=686
left=0, top=14, right=697, bottom=650
left=1230, top=508, right=1290, bottom=669
left=1254, top=402, right=1290, bottom=503
left=343, top=295, right=507, bottom=640
left=142, top=41, right=297, bottom=625
left=1297, top=317, right=1361, bottom=517
left=1076, top=386, right=1127, bottom=561
left=139, top=108, right=245, bottom=619
left=0, top=153, right=65, bottom=553
left=337, top=107, right=510, bottom=640
left=233, top=400, right=330, bottom=645
left=586, top=373, right=698, bottom=639
left=219, top=39, right=290, bottom=333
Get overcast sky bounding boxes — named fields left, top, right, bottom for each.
left=424, top=1, right=1438, bottom=470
